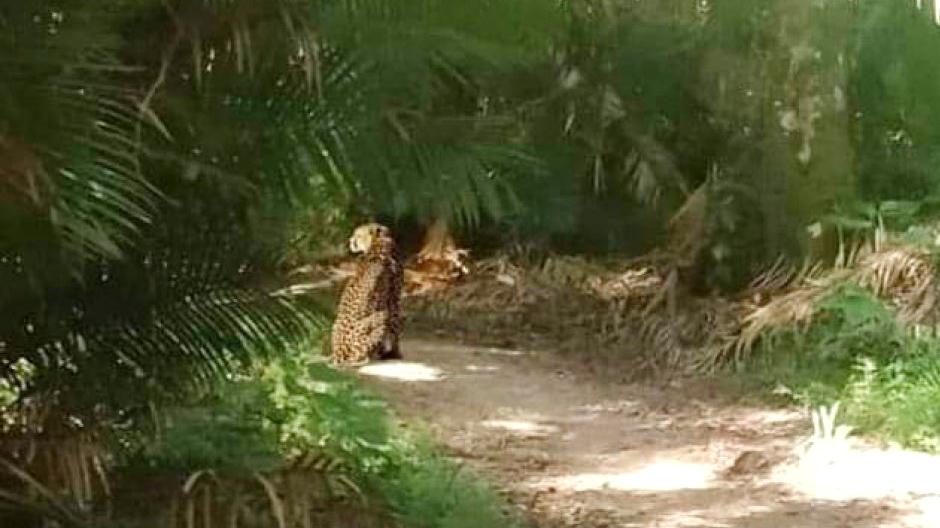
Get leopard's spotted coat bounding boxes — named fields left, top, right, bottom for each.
left=330, top=223, right=403, bottom=365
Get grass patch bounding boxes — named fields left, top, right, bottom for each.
left=114, top=339, right=521, bottom=528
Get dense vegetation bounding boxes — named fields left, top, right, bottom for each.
left=5, top=0, right=940, bottom=525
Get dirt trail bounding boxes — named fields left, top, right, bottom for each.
left=359, top=339, right=940, bottom=527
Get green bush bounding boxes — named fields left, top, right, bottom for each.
left=388, top=450, right=515, bottom=528
left=741, top=284, right=940, bottom=451
left=843, top=347, right=940, bottom=452
left=119, top=341, right=520, bottom=527
left=123, top=381, right=282, bottom=475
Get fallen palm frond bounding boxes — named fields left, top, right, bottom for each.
left=700, top=243, right=940, bottom=371
left=703, top=285, right=824, bottom=369
left=851, top=246, right=938, bottom=324
left=406, top=251, right=713, bottom=374
left=406, top=230, right=940, bottom=376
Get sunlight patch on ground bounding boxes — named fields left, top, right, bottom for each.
left=533, top=460, right=717, bottom=493
left=357, top=361, right=444, bottom=382
left=476, top=347, right=528, bottom=357
left=465, top=364, right=500, bottom=372
left=654, top=510, right=731, bottom=528
left=773, top=440, right=940, bottom=502
left=556, top=412, right=600, bottom=425
left=902, top=496, right=940, bottom=527
left=574, top=400, right=641, bottom=414
left=481, top=419, right=560, bottom=436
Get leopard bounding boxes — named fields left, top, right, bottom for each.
left=330, top=222, right=404, bottom=366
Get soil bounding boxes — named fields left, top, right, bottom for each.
left=359, top=338, right=940, bottom=528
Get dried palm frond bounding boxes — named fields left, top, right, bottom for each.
left=168, top=451, right=366, bottom=528
left=409, top=250, right=705, bottom=372
left=849, top=246, right=938, bottom=324
left=699, top=243, right=940, bottom=371
left=705, top=286, right=824, bottom=370
left=588, top=267, right=664, bottom=302
left=747, top=256, right=826, bottom=296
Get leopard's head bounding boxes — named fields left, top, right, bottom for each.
left=348, top=223, right=391, bottom=254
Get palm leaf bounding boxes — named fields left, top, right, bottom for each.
left=0, top=3, right=162, bottom=263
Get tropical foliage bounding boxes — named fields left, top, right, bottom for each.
left=0, top=0, right=562, bottom=523
left=6, top=0, right=940, bottom=524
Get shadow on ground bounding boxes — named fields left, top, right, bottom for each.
left=363, top=339, right=936, bottom=528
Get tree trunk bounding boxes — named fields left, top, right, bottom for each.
left=416, top=218, right=457, bottom=263
left=406, top=218, right=469, bottom=295
left=699, top=0, right=858, bottom=263
left=771, top=0, right=857, bottom=260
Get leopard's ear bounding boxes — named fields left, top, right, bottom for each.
left=373, top=224, right=390, bottom=237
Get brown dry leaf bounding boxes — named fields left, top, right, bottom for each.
left=850, top=246, right=938, bottom=324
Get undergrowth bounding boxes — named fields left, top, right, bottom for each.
left=738, top=284, right=940, bottom=452
left=114, top=338, right=520, bottom=528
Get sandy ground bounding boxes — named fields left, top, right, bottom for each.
left=358, top=339, right=940, bottom=528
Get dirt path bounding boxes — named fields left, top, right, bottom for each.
left=359, top=339, right=940, bottom=527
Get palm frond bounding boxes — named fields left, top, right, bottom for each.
left=1, top=223, right=324, bottom=422
left=702, top=244, right=940, bottom=370
left=0, top=3, right=161, bottom=263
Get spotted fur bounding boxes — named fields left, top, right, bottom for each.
left=330, top=223, right=403, bottom=365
